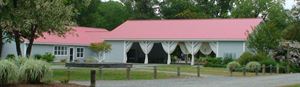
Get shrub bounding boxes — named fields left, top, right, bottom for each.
left=223, top=57, right=234, bottom=65
left=227, top=61, right=241, bottom=71
left=200, top=57, right=225, bottom=67
left=259, top=58, right=277, bottom=66
left=246, top=61, right=261, bottom=72
left=19, top=58, right=52, bottom=84
left=41, top=53, right=55, bottom=62
left=238, top=52, right=254, bottom=65
left=6, top=54, right=16, bottom=59
left=34, top=54, right=42, bottom=60
left=0, top=60, right=18, bottom=85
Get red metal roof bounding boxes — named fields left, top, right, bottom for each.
left=104, top=18, right=262, bottom=41
left=32, top=27, right=108, bottom=46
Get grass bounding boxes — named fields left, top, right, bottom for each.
left=282, top=84, right=300, bottom=87
left=52, top=68, right=179, bottom=80
left=156, top=65, right=270, bottom=77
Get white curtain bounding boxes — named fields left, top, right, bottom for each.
left=200, top=42, right=213, bottom=55
left=123, top=41, right=133, bottom=63
left=209, top=42, right=218, bottom=56
left=161, top=41, right=178, bottom=64
left=179, top=43, right=189, bottom=54
left=139, top=41, right=154, bottom=64
left=185, top=41, right=202, bottom=65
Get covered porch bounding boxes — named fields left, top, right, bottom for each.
left=122, top=41, right=219, bottom=65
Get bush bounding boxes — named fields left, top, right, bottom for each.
left=223, top=57, right=234, bottom=65
left=6, top=54, right=16, bottom=59
left=238, top=52, right=254, bottom=65
left=34, top=54, right=42, bottom=60
left=246, top=61, right=261, bottom=72
left=19, top=58, right=52, bottom=84
left=200, top=57, right=225, bottom=67
left=259, top=58, right=277, bottom=66
left=41, top=53, right=55, bottom=62
left=227, top=61, right=241, bottom=71
left=0, top=60, right=18, bottom=85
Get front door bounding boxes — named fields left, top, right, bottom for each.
left=69, top=48, right=74, bottom=62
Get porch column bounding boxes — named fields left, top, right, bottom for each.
left=123, top=41, right=133, bottom=63
left=161, top=41, right=178, bottom=64
left=185, top=41, right=202, bottom=65
left=139, top=41, right=154, bottom=64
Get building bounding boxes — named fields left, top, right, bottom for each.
left=2, top=18, right=262, bottom=65
left=104, top=18, right=262, bottom=65
left=1, top=27, right=108, bottom=62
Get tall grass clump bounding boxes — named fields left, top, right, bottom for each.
left=19, top=58, right=52, bottom=84
left=0, top=60, right=18, bottom=85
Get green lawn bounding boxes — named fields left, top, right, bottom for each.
left=282, top=84, right=300, bottom=87
left=156, top=65, right=269, bottom=77
left=52, top=68, right=180, bottom=80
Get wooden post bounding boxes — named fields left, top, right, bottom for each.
left=126, top=67, right=131, bottom=80
left=230, top=69, right=233, bottom=77
left=177, top=66, right=180, bottom=77
left=243, top=67, right=246, bottom=76
left=67, top=67, right=70, bottom=81
left=262, top=64, right=265, bottom=75
left=286, top=65, right=290, bottom=74
left=255, top=66, right=258, bottom=76
left=99, top=67, right=103, bottom=80
left=276, top=64, right=280, bottom=74
left=90, top=70, right=96, bottom=87
left=153, top=66, right=157, bottom=79
left=197, top=65, right=200, bottom=77
left=270, top=65, right=273, bottom=75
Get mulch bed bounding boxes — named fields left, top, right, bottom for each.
left=3, top=83, right=88, bottom=87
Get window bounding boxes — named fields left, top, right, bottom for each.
left=54, top=46, right=67, bottom=56
left=76, top=48, right=84, bottom=58
left=224, top=53, right=236, bottom=59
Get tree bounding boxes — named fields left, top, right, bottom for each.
left=160, top=0, right=207, bottom=19
left=77, top=0, right=129, bottom=30
left=21, top=0, right=74, bottom=57
left=121, top=0, right=159, bottom=19
left=237, top=0, right=291, bottom=53
left=89, top=42, right=112, bottom=62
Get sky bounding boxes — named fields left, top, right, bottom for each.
left=285, top=0, right=296, bottom=9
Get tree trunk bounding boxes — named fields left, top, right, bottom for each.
left=13, top=31, right=22, bottom=56
left=0, top=28, right=3, bottom=57
left=26, top=25, right=37, bottom=57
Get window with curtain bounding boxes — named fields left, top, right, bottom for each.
left=54, top=46, right=67, bottom=56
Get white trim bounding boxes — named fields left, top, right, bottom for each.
left=216, top=42, right=219, bottom=57
left=104, top=38, right=246, bottom=41
left=123, top=41, right=126, bottom=63
left=243, top=42, right=246, bottom=52
left=53, top=46, right=68, bottom=56
left=76, top=47, right=85, bottom=59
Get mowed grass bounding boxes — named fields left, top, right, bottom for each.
left=156, top=65, right=269, bottom=77
left=52, top=68, right=179, bottom=80
left=282, top=84, right=300, bottom=87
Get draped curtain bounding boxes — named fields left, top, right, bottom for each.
left=139, top=41, right=154, bottom=64
left=179, top=43, right=189, bottom=54
left=161, top=41, right=178, bottom=64
left=123, top=41, right=133, bottom=63
left=200, top=42, right=213, bottom=55
left=209, top=42, right=218, bottom=56
left=184, top=41, right=202, bottom=65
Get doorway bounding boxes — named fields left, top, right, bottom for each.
left=69, top=47, right=74, bottom=62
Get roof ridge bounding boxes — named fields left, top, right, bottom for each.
left=126, top=18, right=262, bottom=22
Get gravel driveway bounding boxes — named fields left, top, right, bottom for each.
left=71, top=73, right=300, bottom=87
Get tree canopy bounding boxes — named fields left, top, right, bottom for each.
left=77, top=0, right=129, bottom=30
